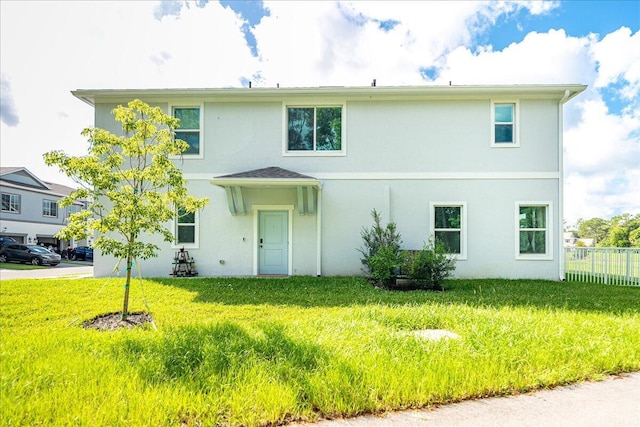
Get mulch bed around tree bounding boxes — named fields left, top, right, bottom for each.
left=82, top=312, right=154, bottom=331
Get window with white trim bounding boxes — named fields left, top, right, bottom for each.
left=430, top=202, right=467, bottom=260
left=42, top=199, right=58, bottom=217
left=491, top=100, right=519, bottom=147
left=1, top=193, right=20, bottom=213
left=516, top=202, right=552, bottom=259
left=67, top=204, right=82, bottom=218
left=175, top=207, right=197, bottom=246
left=285, top=105, right=344, bottom=154
left=172, top=106, right=202, bottom=156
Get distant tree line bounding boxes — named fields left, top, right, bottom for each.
left=571, top=213, right=640, bottom=247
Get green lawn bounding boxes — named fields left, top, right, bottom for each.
left=0, top=262, right=47, bottom=270
left=1, top=277, right=639, bottom=426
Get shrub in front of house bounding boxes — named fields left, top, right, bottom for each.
left=401, top=240, right=456, bottom=290
left=358, top=209, right=403, bottom=286
left=359, top=210, right=456, bottom=290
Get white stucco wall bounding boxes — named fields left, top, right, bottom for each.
left=90, top=88, right=569, bottom=280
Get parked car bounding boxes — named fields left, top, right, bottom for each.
left=72, top=246, right=93, bottom=261
left=0, top=244, right=62, bottom=266
left=0, top=236, right=18, bottom=247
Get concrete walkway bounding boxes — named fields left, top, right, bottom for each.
left=291, top=373, right=640, bottom=427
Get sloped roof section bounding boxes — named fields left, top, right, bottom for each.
left=0, top=167, right=51, bottom=190
left=217, top=167, right=315, bottom=180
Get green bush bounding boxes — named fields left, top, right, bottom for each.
left=368, top=245, right=403, bottom=286
left=402, top=240, right=456, bottom=290
left=358, top=209, right=402, bottom=282
left=359, top=211, right=456, bottom=289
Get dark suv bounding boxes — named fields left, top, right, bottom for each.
left=72, top=246, right=93, bottom=261
left=0, top=244, right=62, bottom=266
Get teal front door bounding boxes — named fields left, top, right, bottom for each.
left=258, top=211, right=288, bottom=275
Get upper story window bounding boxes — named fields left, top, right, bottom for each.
left=285, top=104, right=345, bottom=156
left=491, top=100, right=519, bottom=147
left=516, top=202, right=552, bottom=260
left=430, top=202, right=467, bottom=260
left=1, top=193, right=20, bottom=213
left=42, top=199, right=58, bottom=217
left=67, top=204, right=82, bottom=218
left=172, top=106, right=202, bottom=157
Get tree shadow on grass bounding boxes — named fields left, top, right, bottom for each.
left=148, top=276, right=640, bottom=315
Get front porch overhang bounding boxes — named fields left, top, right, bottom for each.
left=210, top=167, right=322, bottom=216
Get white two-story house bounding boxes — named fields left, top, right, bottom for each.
left=0, top=167, right=88, bottom=252
left=73, top=84, right=585, bottom=280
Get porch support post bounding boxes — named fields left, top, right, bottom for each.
left=297, top=186, right=305, bottom=215
left=307, top=187, right=315, bottom=215
left=234, top=186, right=246, bottom=215
left=225, top=187, right=237, bottom=216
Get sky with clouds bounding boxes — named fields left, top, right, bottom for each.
left=0, top=0, right=638, bottom=225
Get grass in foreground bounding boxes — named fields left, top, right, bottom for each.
left=1, top=277, right=639, bottom=426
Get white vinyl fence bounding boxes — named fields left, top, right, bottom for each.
left=565, top=247, right=640, bottom=286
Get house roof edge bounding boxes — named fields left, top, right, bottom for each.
left=72, top=84, right=588, bottom=106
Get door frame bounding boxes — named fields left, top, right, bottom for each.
left=253, top=205, right=294, bottom=275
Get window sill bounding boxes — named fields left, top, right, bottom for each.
left=283, top=151, right=346, bottom=157
left=516, top=254, right=553, bottom=261
left=491, top=143, right=520, bottom=148
left=172, top=243, right=199, bottom=250
left=170, top=154, right=204, bottom=160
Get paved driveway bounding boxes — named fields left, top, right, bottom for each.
left=0, top=262, right=93, bottom=280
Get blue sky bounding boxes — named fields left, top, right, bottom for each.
left=0, top=0, right=638, bottom=224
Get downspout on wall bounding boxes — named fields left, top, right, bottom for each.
left=316, top=184, right=323, bottom=276
left=558, top=89, right=571, bottom=281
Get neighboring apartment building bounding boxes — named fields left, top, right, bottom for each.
left=73, top=84, right=586, bottom=280
left=0, top=167, right=88, bottom=252
left=563, top=232, right=594, bottom=248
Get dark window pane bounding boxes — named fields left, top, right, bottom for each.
left=495, top=124, right=513, bottom=143
left=519, top=231, right=546, bottom=254
left=177, top=225, right=195, bottom=243
left=435, top=230, right=461, bottom=254
left=177, top=209, right=195, bottom=224
left=175, top=132, right=200, bottom=155
left=519, top=206, right=546, bottom=228
left=288, top=108, right=314, bottom=150
left=316, top=107, right=342, bottom=150
left=435, top=206, right=461, bottom=229
left=174, top=108, right=200, bottom=130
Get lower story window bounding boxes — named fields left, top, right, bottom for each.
left=175, top=208, right=196, bottom=245
left=517, top=203, right=551, bottom=259
left=431, top=202, right=467, bottom=259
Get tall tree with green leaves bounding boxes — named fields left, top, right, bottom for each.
left=575, top=217, right=610, bottom=245
left=599, top=213, right=640, bottom=248
left=44, top=100, right=208, bottom=320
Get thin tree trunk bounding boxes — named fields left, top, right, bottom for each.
left=122, top=254, right=132, bottom=321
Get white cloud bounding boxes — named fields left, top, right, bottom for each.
left=432, top=29, right=596, bottom=86
left=253, top=1, right=509, bottom=86
left=0, top=0, right=637, bottom=221
left=564, top=99, right=639, bottom=175
left=0, top=75, right=19, bottom=127
left=591, top=27, right=640, bottom=102
left=564, top=98, right=640, bottom=223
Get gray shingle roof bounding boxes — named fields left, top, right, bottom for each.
left=217, top=167, right=315, bottom=180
